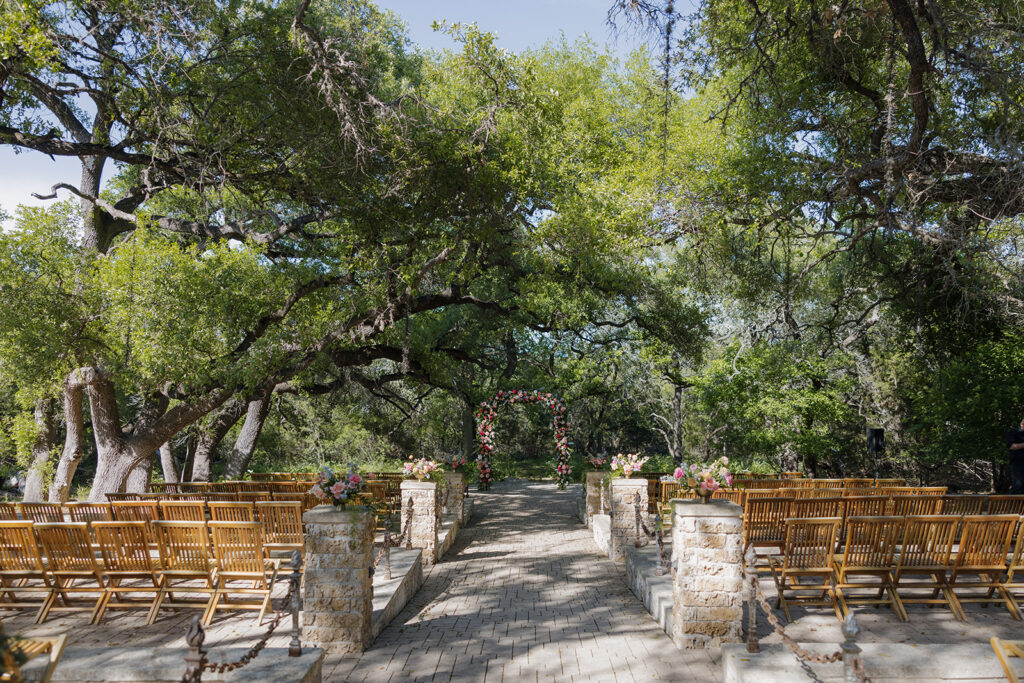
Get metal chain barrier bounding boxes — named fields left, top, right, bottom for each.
left=371, top=529, right=392, bottom=580
left=400, top=495, right=414, bottom=550
left=182, top=551, right=304, bottom=682
left=633, top=492, right=673, bottom=576
left=742, top=550, right=870, bottom=682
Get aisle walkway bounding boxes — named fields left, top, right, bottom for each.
left=328, top=480, right=719, bottom=682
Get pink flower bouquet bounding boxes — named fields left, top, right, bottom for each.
left=310, top=467, right=365, bottom=507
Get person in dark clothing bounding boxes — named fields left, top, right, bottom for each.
left=1006, top=418, right=1024, bottom=494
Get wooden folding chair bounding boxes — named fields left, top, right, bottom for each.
left=891, top=495, right=944, bottom=517
left=768, top=517, right=842, bottom=622
left=2, top=629, right=68, bottom=683
left=105, top=492, right=141, bottom=502
left=1006, top=517, right=1024, bottom=620
left=948, top=515, right=1020, bottom=620
left=891, top=515, right=961, bottom=619
left=91, top=521, right=160, bottom=624
left=208, top=501, right=255, bottom=523
left=17, top=504, right=64, bottom=523
left=255, top=501, right=303, bottom=560
left=158, top=500, right=206, bottom=521
left=65, top=502, right=112, bottom=524
left=989, top=496, right=1024, bottom=516
left=992, top=637, right=1024, bottom=683
left=844, top=478, right=875, bottom=490
left=833, top=516, right=906, bottom=620
left=0, top=522, right=52, bottom=620
left=711, top=488, right=745, bottom=506
left=34, top=523, right=106, bottom=623
left=743, top=497, right=792, bottom=568
left=148, top=521, right=216, bottom=624
left=742, top=489, right=779, bottom=502
left=206, top=522, right=279, bottom=625
left=238, top=492, right=272, bottom=504
left=0, top=503, right=19, bottom=521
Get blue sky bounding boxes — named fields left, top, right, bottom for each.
left=0, top=1, right=645, bottom=217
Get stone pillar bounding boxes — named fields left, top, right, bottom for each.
left=400, top=480, right=439, bottom=566
left=585, top=471, right=606, bottom=526
left=302, top=504, right=374, bottom=653
left=672, top=498, right=744, bottom=649
left=609, top=477, right=647, bottom=562
left=442, top=472, right=465, bottom=524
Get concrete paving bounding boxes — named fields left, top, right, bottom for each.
left=325, top=480, right=719, bottom=682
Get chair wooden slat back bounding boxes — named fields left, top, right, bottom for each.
left=365, top=482, right=388, bottom=505
left=158, top=500, right=206, bottom=522
left=941, top=495, right=985, bottom=516
left=742, top=497, right=792, bottom=550
left=842, top=496, right=891, bottom=519
left=840, top=516, right=903, bottom=569
left=988, top=496, right=1024, bottom=516
left=255, top=501, right=303, bottom=556
left=93, top=521, right=154, bottom=573
left=812, top=479, right=845, bottom=490
left=208, top=502, right=255, bottom=523
left=790, top=497, right=843, bottom=519
left=0, top=521, right=46, bottom=573
left=105, top=493, right=141, bottom=502
left=65, top=502, right=112, bottom=523
left=954, top=515, right=1019, bottom=570
left=891, top=495, right=944, bottom=517
left=844, top=478, right=875, bottom=489
left=18, top=503, right=64, bottom=523
left=711, top=489, right=744, bottom=505
left=875, top=478, right=907, bottom=487
left=151, top=521, right=212, bottom=573
left=110, top=501, right=160, bottom=530
left=210, top=522, right=265, bottom=576
left=0, top=503, right=19, bottom=520
left=896, top=516, right=959, bottom=569
left=742, top=489, right=778, bottom=502
left=779, top=518, right=840, bottom=571
left=34, top=523, right=97, bottom=574
left=238, top=492, right=272, bottom=504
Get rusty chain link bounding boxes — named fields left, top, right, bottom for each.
left=633, top=492, right=673, bottom=575
left=179, top=577, right=296, bottom=681
left=400, top=495, right=414, bottom=550
left=743, top=554, right=870, bottom=682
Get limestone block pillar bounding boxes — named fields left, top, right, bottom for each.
left=442, top=472, right=465, bottom=523
left=302, top=504, right=374, bottom=653
left=585, top=471, right=606, bottom=526
left=671, top=498, right=744, bottom=649
left=400, top=480, right=439, bottom=566
left=609, top=477, right=648, bottom=562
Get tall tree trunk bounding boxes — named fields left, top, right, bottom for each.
left=83, top=365, right=232, bottom=501
left=126, top=453, right=154, bottom=492
left=223, top=390, right=274, bottom=480
left=22, top=399, right=56, bottom=502
left=159, top=442, right=179, bottom=484
left=48, top=379, right=86, bottom=503
left=462, top=401, right=476, bottom=463
left=181, top=432, right=197, bottom=482
left=191, top=399, right=246, bottom=481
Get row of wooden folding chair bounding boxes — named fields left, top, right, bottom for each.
left=0, top=520, right=279, bottom=626
left=770, top=514, right=1024, bottom=623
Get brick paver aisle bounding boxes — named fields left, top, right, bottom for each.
left=328, top=480, right=720, bottom=682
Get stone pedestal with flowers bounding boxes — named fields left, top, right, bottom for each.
left=302, top=504, right=374, bottom=653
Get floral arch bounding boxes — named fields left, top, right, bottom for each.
left=475, top=390, right=572, bottom=490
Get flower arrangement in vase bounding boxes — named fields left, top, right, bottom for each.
left=610, top=452, right=649, bottom=478
left=444, top=454, right=469, bottom=473
left=673, top=456, right=734, bottom=502
left=404, top=456, right=442, bottom=481
left=310, top=467, right=365, bottom=508
left=584, top=454, right=607, bottom=470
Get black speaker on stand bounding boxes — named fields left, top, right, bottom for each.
left=867, top=427, right=885, bottom=480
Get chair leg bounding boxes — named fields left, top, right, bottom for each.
left=147, top=578, right=168, bottom=625
left=35, top=586, right=59, bottom=624
left=203, top=584, right=222, bottom=626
